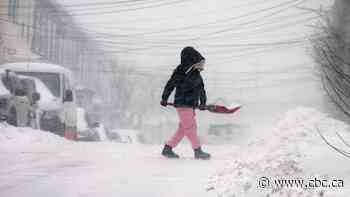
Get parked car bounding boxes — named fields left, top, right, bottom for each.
left=0, top=69, right=38, bottom=127
left=108, top=129, right=140, bottom=143
left=76, top=107, right=109, bottom=142
left=0, top=62, right=77, bottom=136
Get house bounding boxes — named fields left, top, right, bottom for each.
left=0, top=0, right=39, bottom=63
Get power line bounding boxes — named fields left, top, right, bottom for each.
left=77, top=0, right=281, bottom=26
left=0, top=12, right=317, bottom=51
left=77, top=13, right=318, bottom=47
left=69, top=0, right=304, bottom=38
left=192, top=0, right=308, bottom=40
left=0, top=0, right=167, bottom=9
left=82, top=9, right=314, bottom=41
left=51, top=0, right=188, bottom=17
left=1, top=0, right=314, bottom=45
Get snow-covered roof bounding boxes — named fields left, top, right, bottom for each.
left=0, top=62, right=73, bottom=79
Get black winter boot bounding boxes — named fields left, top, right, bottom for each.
left=194, top=147, right=211, bottom=160
left=161, top=144, right=180, bottom=159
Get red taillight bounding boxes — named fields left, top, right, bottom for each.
left=64, top=129, right=77, bottom=141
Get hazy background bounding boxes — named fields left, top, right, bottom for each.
left=57, top=0, right=335, bottom=143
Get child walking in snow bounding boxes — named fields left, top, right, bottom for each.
left=160, top=46, right=211, bottom=160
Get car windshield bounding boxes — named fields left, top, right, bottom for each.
left=16, top=72, right=60, bottom=97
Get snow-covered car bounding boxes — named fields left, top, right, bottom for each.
left=108, top=129, right=140, bottom=143
left=0, top=62, right=77, bottom=136
left=0, top=69, right=35, bottom=126
left=18, top=75, right=57, bottom=130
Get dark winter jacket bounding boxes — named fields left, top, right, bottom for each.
left=161, top=47, right=207, bottom=108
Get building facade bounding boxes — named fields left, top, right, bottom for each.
left=0, top=0, right=38, bottom=63
left=0, top=0, right=117, bottom=96
left=0, top=0, right=137, bottom=128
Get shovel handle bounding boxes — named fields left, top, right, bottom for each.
left=165, top=102, right=240, bottom=114
left=166, top=102, right=210, bottom=110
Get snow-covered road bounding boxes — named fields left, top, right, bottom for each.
left=0, top=142, right=235, bottom=197
left=2, top=107, right=350, bottom=197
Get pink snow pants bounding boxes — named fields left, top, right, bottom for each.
left=167, top=107, right=201, bottom=149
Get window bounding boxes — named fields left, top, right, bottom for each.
left=64, top=75, right=71, bottom=90
left=16, top=72, right=61, bottom=97
left=8, top=0, right=18, bottom=21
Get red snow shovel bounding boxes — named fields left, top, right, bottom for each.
left=166, top=102, right=241, bottom=114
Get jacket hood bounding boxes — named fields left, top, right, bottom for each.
left=178, top=46, right=205, bottom=72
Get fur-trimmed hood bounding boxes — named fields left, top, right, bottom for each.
left=178, top=46, right=205, bottom=73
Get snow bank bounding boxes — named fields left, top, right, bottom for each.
left=207, top=107, right=350, bottom=197
left=0, top=123, right=67, bottom=147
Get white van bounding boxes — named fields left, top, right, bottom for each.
left=0, top=62, right=77, bottom=136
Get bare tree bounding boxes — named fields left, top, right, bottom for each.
left=312, top=0, right=350, bottom=118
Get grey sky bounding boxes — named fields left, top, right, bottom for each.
left=53, top=0, right=334, bottom=109
left=53, top=0, right=336, bottom=128
left=55, top=0, right=334, bottom=72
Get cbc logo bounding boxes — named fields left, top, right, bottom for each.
left=258, top=177, right=270, bottom=189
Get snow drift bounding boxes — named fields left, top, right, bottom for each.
left=207, top=107, right=350, bottom=197
left=0, top=123, right=67, bottom=147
